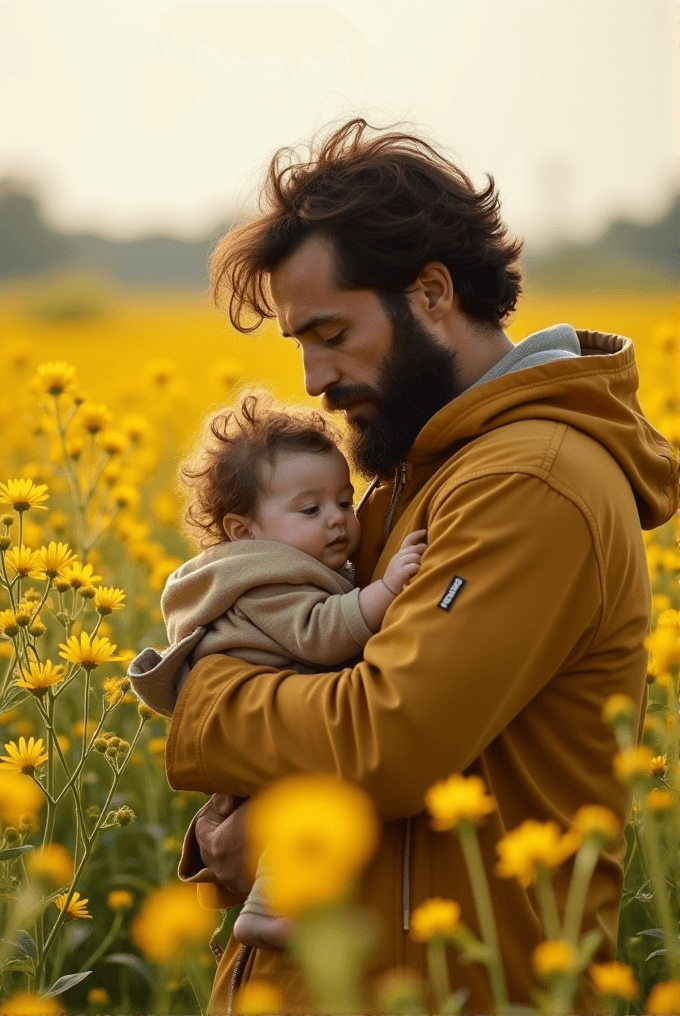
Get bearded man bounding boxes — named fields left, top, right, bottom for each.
left=163, top=118, right=678, bottom=1013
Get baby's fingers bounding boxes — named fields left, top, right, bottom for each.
left=400, top=529, right=427, bottom=548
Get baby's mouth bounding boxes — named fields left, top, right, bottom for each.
left=327, top=536, right=347, bottom=549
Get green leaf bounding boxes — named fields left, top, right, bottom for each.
left=103, top=952, right=153, bottom=983
left=0, top=845, right=34, bottom=861
left=2, top=955, right=36, bottom=976
left=40, top=970, right=92, bottom=998
left=14, top=929, right=37, bottom=959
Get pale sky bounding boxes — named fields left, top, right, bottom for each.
left=1, top=0, right=677, bottom=249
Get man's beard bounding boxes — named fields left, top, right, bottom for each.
left=322, top=297, right=466, bottom=481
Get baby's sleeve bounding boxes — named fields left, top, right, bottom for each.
left=238, top=584, right=373, bottom=665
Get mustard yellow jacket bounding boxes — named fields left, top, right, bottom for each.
left=166, top=329, right=678, bottom=1013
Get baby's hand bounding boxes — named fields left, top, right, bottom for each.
left=382, top=529, right=427, bottom=596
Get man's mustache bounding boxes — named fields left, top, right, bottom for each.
left=322, top=385, right=380, bottom=413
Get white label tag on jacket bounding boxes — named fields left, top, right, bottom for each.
left=438, top=575, right=466, bottom=611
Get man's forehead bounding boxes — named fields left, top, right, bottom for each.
left=270, top=235, right=343, bottom=336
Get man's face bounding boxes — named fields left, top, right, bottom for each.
left=270, top=234, right=465, bottom=481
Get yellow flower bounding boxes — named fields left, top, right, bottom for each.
left=495, top=820, right=578, bottom=888
left=614, top=745, right=654, bottom=786
left=130, top=882, right=216, bottom=961
left=54, top=889, right=91, bottom=919
left=103, top=677, right=126, bottom=708
left=148, top=737, right=166, bottom=756
left=646, top=979, right=680, bottom=1014
left=532, top=939, right=577, bottom=978
left=234, top=980, right=284, bottom=1015
left=0, top=479, right=49, bottom=513
left=26, top=843, right=74, bottom=886
left=47, top=511, right=69, bottom=534
left=56, top=735, right=70, bottom=754
left=15, top=660, right=65, bottom=697
left=570, top=805, right=620, bottom=846
left=424, top=773, right=496, bottom=830
left=35, top=361, right=77, bottom=397
left=59, top=632, right=122, bottom=671
left=409, top=898, right=461, bottom=942
left=37, top=541, right=77, bottom=579
left=0, top=737, right=49, bottom=776
left=86, top=989, right=110, bottom=1006
left=120, top=414, right=152, bottom=444
left=247, top=774, right=379, bottom=916
left=650, top=754, right=668, bottom=777
left=0, top=609, right=19, bottom=637
left=107, top=889, right=134, bottom=911
left=0, top=990, right=65, bottom=1015
left=62, top=561, right=103, bottom=588
left=94, top=586, right=126, bottom=614
left=0, top=770, right=44, bottom=825
left=602, top=694, right=637, bottom=727
left=76, top=402, right=113, bottom=434
left=144, top=358, right=177, bottom=387
left=72, top=718, right=98, bottom=739
left=646, top=788, right=676, bottom=815
left=589, top=961, right=639, bottom=1002
left=110, top=484, right=140, bottom=511
left=148, top=555, right=183, bottom=591
left=96, top=428, right=128, bottom=456
left=4, top=546, right=43, bottom=578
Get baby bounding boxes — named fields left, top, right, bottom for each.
left=128, top=390, right=427, bottom=951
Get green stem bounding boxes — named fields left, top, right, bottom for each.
left=78, top=910, right=124, bottom=973
left=427, top=938, right=451, bottom=1013
left=641, top=806, right=680, bottom=978
left=182, top=946, right=210, bottom=1016
left=457, top=824, right=509, bottom=1013
left=562, top=839, right=599, bottom=946
left=535, top=867, right=562, bottom=941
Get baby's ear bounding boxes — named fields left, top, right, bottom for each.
left=222, top=513, right=253, bottom=542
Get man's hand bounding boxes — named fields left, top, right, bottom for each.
left=194, top=793, right=254, bottom=898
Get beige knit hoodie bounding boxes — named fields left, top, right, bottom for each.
left=128, top=540, right=372, bottom=717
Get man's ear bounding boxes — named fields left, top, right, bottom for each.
left=222, top=514, right=254, bottom=541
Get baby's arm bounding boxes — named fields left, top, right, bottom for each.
left=358, top=529, right=428, bottom=633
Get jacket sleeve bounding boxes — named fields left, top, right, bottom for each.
left=237, top=583, right=373, bottom=664
left=165, top=473, right=602, bottom=822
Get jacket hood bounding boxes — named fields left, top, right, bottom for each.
left=407, top=325, right=678, bottom=530
left=161, top=540, right=354, bottom=643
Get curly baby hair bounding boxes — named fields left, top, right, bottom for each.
left=178, top=389, right=344, bottom=548
left=210, top=116, right=523, bottom=333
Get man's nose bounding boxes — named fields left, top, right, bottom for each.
left=302, top=346, right=340, bottom=398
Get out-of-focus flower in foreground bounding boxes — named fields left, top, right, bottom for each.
left=425, top=772, right=496, bottom=830
left=570, top=805, right=620, bottom=846
left=409, top=898, right=461, bottom=943
left=247, top=773, right=379, bottom=915
left=0, top=770, right=45, bottom=825
left=0, top=990, right=64, bottom=1015
left=0, top=736, right=49, bottom=776
left=107, top=889, right=134, bottom=911
left=26, top=843, right=74, bottom=886
left=645, top=979, right=680, bottom=1014
left=130, top=882, right=216, bottom=962
left=233, top=979, right=284, bottom=1015
left=495, top=820, right=578, bottom=888
left=531, top=939, right=577, bottom=979
left=589, top=961, right=639, bottom=1003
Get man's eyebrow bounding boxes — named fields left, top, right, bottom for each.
left=281, top=313, right=345, bottom=339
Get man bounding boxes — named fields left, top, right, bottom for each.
left=165, top=118, right=678, bottom=1013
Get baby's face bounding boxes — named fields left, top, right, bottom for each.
left=249, top=446, right=361, bottom=570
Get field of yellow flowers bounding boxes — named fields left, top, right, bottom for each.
left=0, top=282, right=678, bottom=1016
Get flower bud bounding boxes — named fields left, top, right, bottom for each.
left=107, top=736, right=121, bottom=748
left=117, top=740, right=130, bottom=756
left=114, top=806, right=135, bottom=826
left=93, top=738, right=108, bottom=753
left=0, top=536, right=11, bottom=551
left=3, top=826, right=19, bottom=844
left=15, top=610, right=32, bottom=628
left=105, top=746, right=118, bottom=762
left=78, top=584, right=96, bottom=599
left=137, top=702, right=156, bottom=721
left=86, top=805, right=101, bottom=820
left=53, top=577, right=70, bottom=593
left=2, top=514, right=15, bottom=528
left=28, top=619, right=47, bottom=638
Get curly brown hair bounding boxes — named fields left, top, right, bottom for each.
left=178, top=389, right=344, bottom=548
left=211, top=117, right=523, bottom=332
